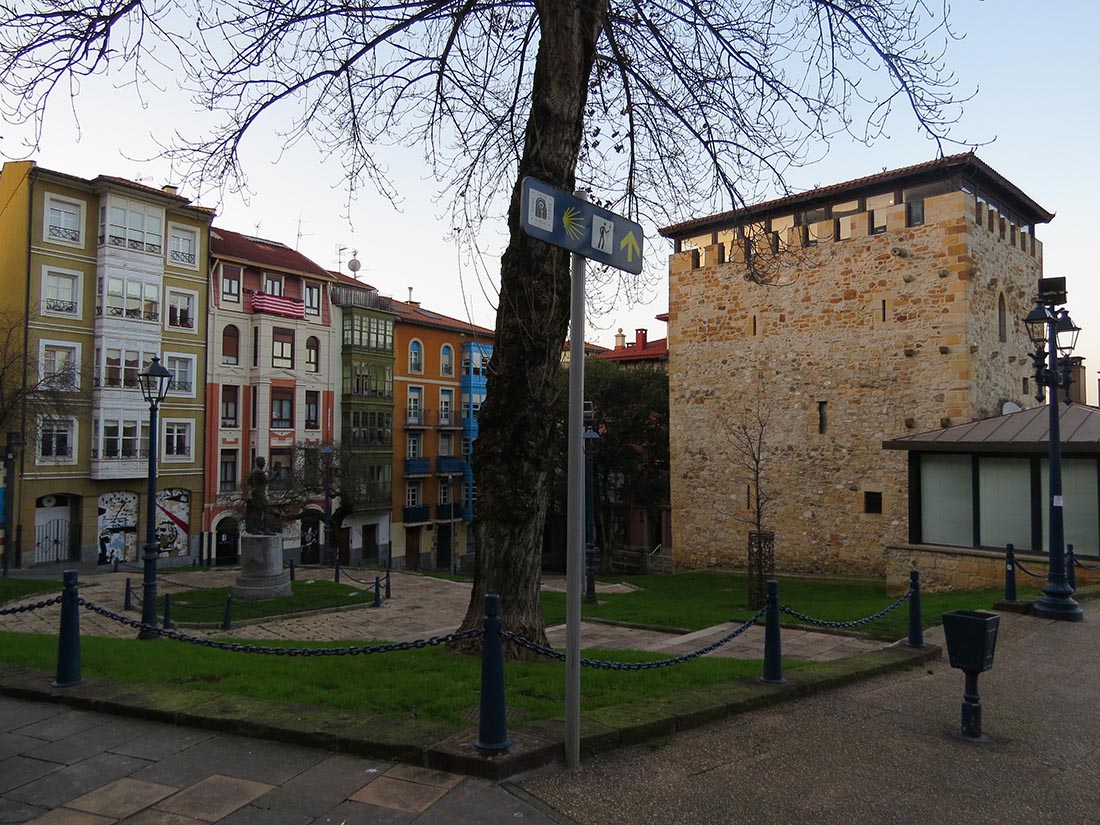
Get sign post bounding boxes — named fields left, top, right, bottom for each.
left=520, top=177, right=643, bottom=769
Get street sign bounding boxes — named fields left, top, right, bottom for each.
left=520, top=177, right=643, bottom=274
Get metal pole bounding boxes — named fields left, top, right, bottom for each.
left=448, top=473, right=456, bottom=574
left=139, top=400, right=161, bottom=639
left=565, top=191, right=587, bottom=770
left=1032, top=311, right=1082, bottom=621
left=584, top=428, right=598, bottom=604
left=323, top=448, right=333, bottom=566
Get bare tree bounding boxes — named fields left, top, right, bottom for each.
left=0, top=308, right=91, bottom=439
left=0, top=0, right=966, bottom=648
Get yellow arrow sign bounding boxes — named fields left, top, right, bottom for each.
left=562, top=206, right=586, bottom=240
left=619, top=231, right=640, bottom=263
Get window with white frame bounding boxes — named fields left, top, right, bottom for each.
left=97, top=346, right=154, bottom=389
left=166, top=289, right=196, bottom=330
left=38, top=417, right=76, bottom=463
left=168, top=224, right=198, bottom=268
left=439, top=389, right=454, bottom=426
left=221, top=265, right=241, bottom=302
left=440, top=345, right=454, bottom=377
left=409, top=340, right=423, bottom=373
left=100, top=197, right=163, bottom=254
left=271, top=387, right=294, bottom=429
left=439, top=432, right=453, bottom=457
left=45, top=195, right=84, bottom=246
left=101, top=276, right=158, bottom=321
left=165, top=355, right=194, bottom=394
left=461, top=436, right=472, bottom=458
left=220, top=450, right=238, bottom=492
left=304, top=283, right=320, bottom=315
left=40, top=341, right=80, bottom=390
left=221, top=385, right=239, bottom=427
left=41, top=269, right=80, bottom=316
left=406, top=481, right=421, bottom=508
left=272, top=328, right=294, bottom=368
left=163, top=420, right=193, bottom=460
left=263, top=273, right=284, bottom=296
left=439, top=480, right=452, bottom=505
left=97, top=417, right=148, bottom=459
left=407, top=433, right=421, bottom=459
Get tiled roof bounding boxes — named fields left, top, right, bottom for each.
left=660, top=152, right=1053, bottom=238
left=327, top=269, right=378, bottom=291
left=883, top=403, right=1100, bottom=455
left=211, top=226, right=332, bottom=279
left=390, top=299, right=494, bottom=338
left=33, top=165, right=215, bottom=214
left=597, top=338, right=669, bottom=363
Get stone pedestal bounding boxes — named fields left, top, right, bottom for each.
left=233, top=533, right=292, bottom=600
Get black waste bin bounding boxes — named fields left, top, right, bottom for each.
left=941, top=610, right=1000, bottom=739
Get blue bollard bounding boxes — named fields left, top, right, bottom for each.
left=1004, top=543, right=1018, bottom=603
left=385, top=571, right=391, bottom=600
left=762, top=579, right=785, bottom=684
left=124, top=577, right=133, bottom=611
left=1067, top=544, right=1077, bottom=592
left=112, top=558, right=119, bottom=573
left=289, top=559, right=296, bottom=581
left=163, top=593, right=173, bottom=630
left=222, top=594, right=233, bottom=630
left=334, top=562, right=341, bottom=583
left=54, top=570, right=82, bottom=687
left=907, top=570, right=923, bottom=648
left=475, top=594, right=511, bottom=751
left=374, top=576, right=382, bottom=608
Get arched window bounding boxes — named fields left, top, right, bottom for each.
left=440, top=344, right=454, bottom=377
left=997, top=294, right=1007, bottom=343
left=306, top=336, right=320, bottom=373
left=409, top=340, right=423, bottom=373
left=222, top=324, right=239, bottom=365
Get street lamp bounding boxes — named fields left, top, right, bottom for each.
left=1023, top=279, right=1083, bottom=622
left=138, top=356, right=173, bottom=639
left=322, top=444, right=334, bottom=566
left=3, top=432, right=25, bottom=577
left=584, top=427, right=599, bottom=604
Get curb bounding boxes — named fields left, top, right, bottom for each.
left=0, top=643, right=940, bottom=780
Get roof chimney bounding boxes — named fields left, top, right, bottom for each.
left=161, top=184, right=178, bottom=196
left=635, top=328, right=648, bottom=349
left=407, top=287, right=420, bottom=308
left=614, top=328, right=626, bottom=350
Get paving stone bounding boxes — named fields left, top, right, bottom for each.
left=311, top=800, right=415, bottom=825
left=13, top=711, right=110, bottom=744
left=0, top=757, right=62, bottom=795
left=350, top=776, right=447, bottom=814
left=152, top=775, right=271, bottom=822
left=0, top=703, right=64, bottom=735
left=381, top=765, right=463, bottom=790
left=212, top=805, right=313, bottom=825
left=0, top=796, right=48, bottom=824
left=6, top=753, right=153, bottom=809
left=132, top=735, right=324, bottom=788
left=24, top=719, right=157, bottom=766
left=0, top=735, right=49, bottom=763
left=24, top=809, right=116, bottom=825
left=250, top=754, right=388, bottom=817
left=108, top=729, right=215, bottom=763
left=117, top=811, right=203, bottom=825
left=66, top=778, right=177, bottom=819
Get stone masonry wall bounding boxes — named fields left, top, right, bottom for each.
left=669, top=190, right=1044, bottom=576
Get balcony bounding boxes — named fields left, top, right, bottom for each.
left=436, top=410, right=461, bottom=428
left=251, top=291, right=305, bottom=319
left=330, top=286, right=392, bottom=310
left=403, top=505, right=431, bottom=524
left=404, top=458, right=431, bottom=476
left=435, top=457, right=466, bottom=475
left=405, top=408, right=432, bottom=428
left=435, top=503, right=465, bottom=520
left=90, top=448, right=149, bottom=480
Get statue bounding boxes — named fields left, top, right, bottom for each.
left=244, top=456, right=276, bottom=534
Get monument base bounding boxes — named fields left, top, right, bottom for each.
left=233, top=533, right=292, bottom=600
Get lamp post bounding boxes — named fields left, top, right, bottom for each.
left=447, top=473, right=456, bottom=574
left=3, top=432, right=25, bottom=577
left=1023, top=279, right=1083, bottom=622
left=322, top=444, right=334, bottom=566
left=138, top=356, right=173, bottom=639
left=584, top=427, right=599, bottom=604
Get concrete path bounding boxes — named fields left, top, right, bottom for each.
left=521, top=610, right=1100, bottom=824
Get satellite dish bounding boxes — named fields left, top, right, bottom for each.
left=348, top=254, right=361, bottom=273
left=1002, top=401, right=1022, bottom=414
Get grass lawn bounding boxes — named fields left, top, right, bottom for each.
left=0, top=631, right=781, bottom=726
left=539, top=571, right=1040, bottom=640
left=152, top=579, right=377, bottom=623
left=0, top=578, right=64, bottom=604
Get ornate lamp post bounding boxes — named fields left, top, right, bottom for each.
left=138, top=357, right=173, bottom=639
left=3, top=432, right=25, bottom=576
left=1023, top=278, right=1083, bottom=622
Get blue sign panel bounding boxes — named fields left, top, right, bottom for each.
left=519, top=177, right=643, bottom=274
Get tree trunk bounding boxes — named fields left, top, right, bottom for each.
left=459, top=0, right=609, bottom=652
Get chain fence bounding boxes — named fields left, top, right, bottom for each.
left=503, top=606, right=769, bottom=670
left=0, top=596, right=62, bottom=616
left=78, top=597, right=481, bottom=655
left=1013, top=559, right=1044, bottom=579
left=1073, top=556, right=1100, bottom=572
left=778, top=588, right=913, bottom=629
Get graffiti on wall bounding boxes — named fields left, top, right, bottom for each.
left=97, top=491, right=138, bottom=564
left=155, top=488, right=191, bottom=557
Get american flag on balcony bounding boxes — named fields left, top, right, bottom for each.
left=251, top=293, right=305, bottom=318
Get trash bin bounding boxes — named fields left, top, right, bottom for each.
left=941, top=610, right=1000, bottom=739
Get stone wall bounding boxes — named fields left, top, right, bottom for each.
left=669, top=190, right=1043, bottom=576
left=884, top=543, right=1100, bottom=593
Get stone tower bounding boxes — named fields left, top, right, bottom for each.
left=663, top=153, right=1052, bottom=576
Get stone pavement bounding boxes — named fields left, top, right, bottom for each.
left=521, top=609, right=1100, bottom=824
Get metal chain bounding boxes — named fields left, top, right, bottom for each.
left=502, top=607, right=768, bottom=670
left=1073, top=557, right=1100, bottom=572
left=337, top=569, right=379, bottom=588
left=779, top=589, right=912, bottom=629
left=77, top=597, right=481, bottom=655
left=0, top=596, right=63, bottom=615
left=1013, top=560, right=1044, bottom=579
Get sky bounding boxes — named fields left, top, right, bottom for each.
left=3, top=1, right=1098, bottom=402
